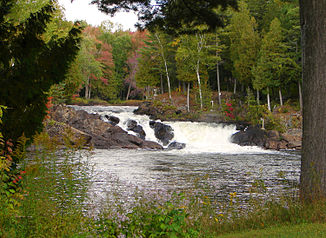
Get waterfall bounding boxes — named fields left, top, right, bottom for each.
left=70, top=105, right=267, bottom=154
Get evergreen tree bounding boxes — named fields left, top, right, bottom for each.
left=252, top=18, right=287, bottom=111
left=0, top=0, right=81, bottom=145
left=227, top=0, right=260, bottom=90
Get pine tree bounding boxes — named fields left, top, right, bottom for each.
left=227, top=0, right=260, bottom=89
left=252, top=18, right=286, bottom=111
left=0, top=0, right=81, bottom=145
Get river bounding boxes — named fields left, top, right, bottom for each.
left=69, top=105, right=301, bottom=211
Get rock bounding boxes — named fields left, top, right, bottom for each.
left=265, top=139, right=288, bottom=150
left=49, top=105, right=162, bottom=150
left=288, top=141, right=302, bottom=150
left=127, top=120, right=146, bottom=140
left=127, top=119, right=138, bottom=130
left=134, top=101, right=159, bottom=119
left=167, top=141, right=186, bottom=150
left=44, top=120, right=92, bottom=147
left=267, top=130, right=280, bottom=140
left=231, top=126, right=267, bottom=147
left=149, top=121, right=174, bottom=146
left=104, top=115, right=120, bottom=126
left=281, top=128, right=302, bottom=149
left=141, top=141, right=164, bottom=150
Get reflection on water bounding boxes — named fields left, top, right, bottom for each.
left=88, top=149, right=300, bottom=208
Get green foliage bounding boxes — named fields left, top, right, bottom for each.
left=120, top=194, right=199, bottom=238
left=0, top=106, right=27, bottom=237
left=244, top=103, right=285, bottom=132
left=227, top=0, right=260, bottom=87
left=92, top=0, right=237, bottom=34
left=0, top=0, right=82, bottom=145
left=252, top=17, right=289, bottom=93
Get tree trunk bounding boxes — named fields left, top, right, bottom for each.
left=216, top=36, right=221, bottom=106
left=88, top=84, right=91, bottom=99
left=267, top=87, right=271, bottom=111
left=233, top=78, right=237, bottom=94
left=279, top=88, right=283, bottom=106
left=216, top=62, right=221, bottom=106
left=298, top=80, right=303, bottom=112
left=85, top=76, right=90, bottom=99
left=126, top=81, right=132, bottom=100
left=300, top=0, right=326, bottom=201
left=187, top=82, right=190, bottom=112
left=155, top=33, right=172, bottom=101
left=160, top=73, right=164, bottom=94
left=196, top=60, right=203, bottom=110
left=256, top=89, right=260, bottom=105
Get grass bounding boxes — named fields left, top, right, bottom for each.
left=216, top=223, right=326, bottom=238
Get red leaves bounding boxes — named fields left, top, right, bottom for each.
left=224, top=102, right=235, bottom=119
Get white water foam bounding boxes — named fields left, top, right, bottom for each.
left=70, top=105, right=270, bottom=154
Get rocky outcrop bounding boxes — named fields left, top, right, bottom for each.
left=104, top=115, right=120, bottom=126
left=149, top=121, right=174, bottom=146
left=231, top=126, right=302, bottom=150
left=127, top=120, right=146, bottom=140
left=44, top=120, right=92, bottom=146
left=134, top=101, right=160, bottom=119
left=48, top=105, right=163, bottom=150
left=231, top=126, right=267, bottom=147
left=167, top=141, right=186, bottom=150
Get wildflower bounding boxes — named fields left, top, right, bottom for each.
left=215, top=218, right=219, bottom=222
left=20, top=171, right=26, bottom=174
left=18, top=175, right=22, bottom=180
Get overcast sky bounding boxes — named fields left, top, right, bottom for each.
left=57, top=0, right=138, bottom=31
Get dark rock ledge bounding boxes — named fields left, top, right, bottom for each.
left=231, top=126, right=302, bottom=151
left=46, top=105, right=163, bottom=150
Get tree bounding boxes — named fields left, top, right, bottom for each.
left=299, top=0, right=326, bottom=201
left=125, top=30, right=148, bottom=100
left=135, top=53, right=160, bottom=98
left=176, top=30, right=217, bottom=110
left=227, top=0, right=260, bottom=90
left=99, top=25, right=133, bottom=99
left=252, top=18, right=287, bottom=111
left=175, top=48, right=196, bottom=112
left=91, top=0, right=237, bottom=33
left=0, top=0, right=81, bottom=146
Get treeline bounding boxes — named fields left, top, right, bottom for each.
left=7, top=0, right=300, bottom=111
left=51, top=0, right=301, bottom=112
left=131, top=0, right=301, bottom=111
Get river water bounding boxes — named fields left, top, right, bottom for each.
left=69, top=105, right=301, bottom=210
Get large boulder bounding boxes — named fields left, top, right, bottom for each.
left=231, top=126, right=267, bottom=147
left=149, top=121, right=174, bottom=146
left=104, top=115, right=120, bottom=126
left=49, top=105, right=162, bottom=150
left=44, top=120, right=92, bottom=147
left=167, top=141, right=186, bottom=150
left=126, top=120, right=146, bottom=140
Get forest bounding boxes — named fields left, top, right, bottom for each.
left=41, top=0, right=301, bottom=114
